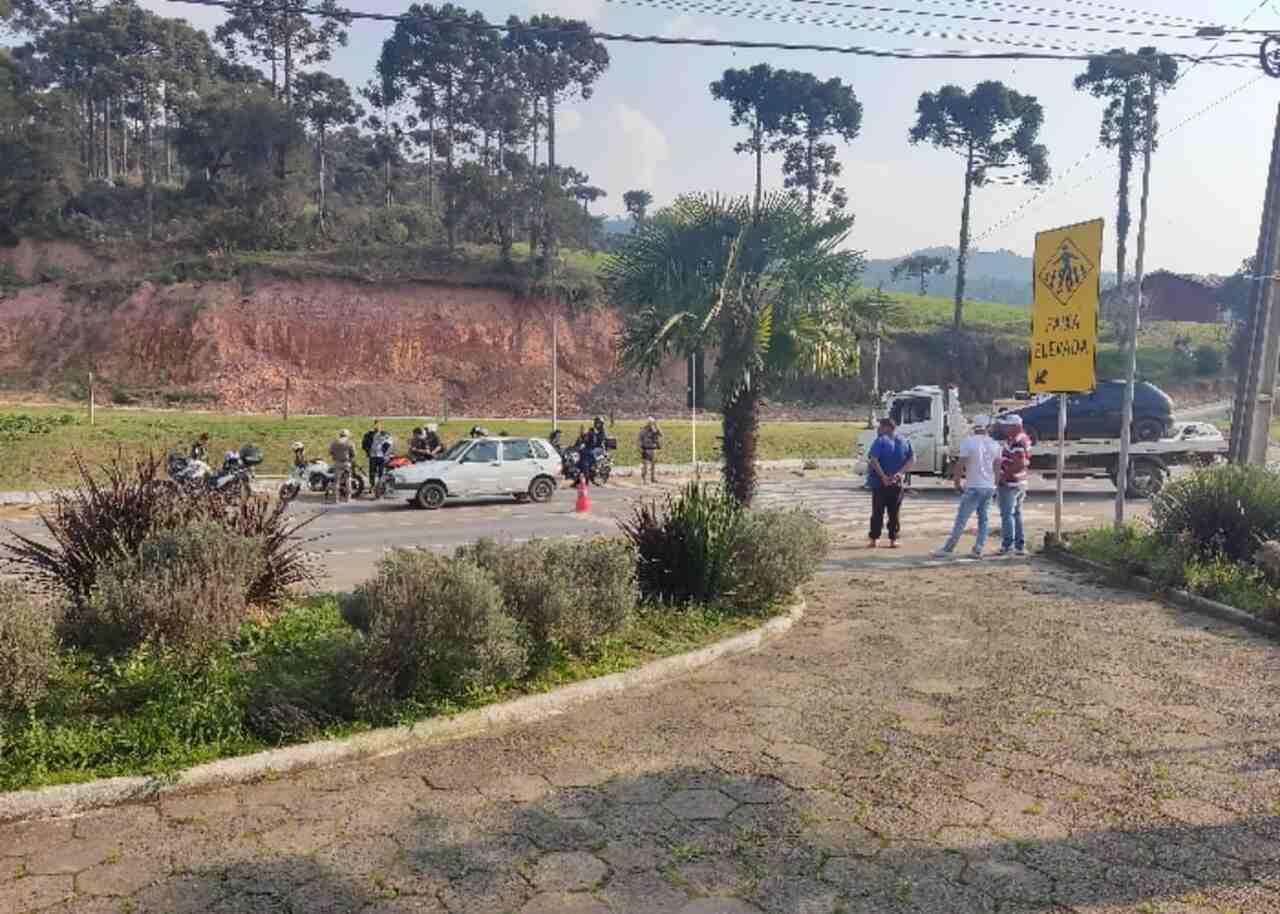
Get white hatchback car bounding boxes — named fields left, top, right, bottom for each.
left=385, top=437, right=562, bottom=509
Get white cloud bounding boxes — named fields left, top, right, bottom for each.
left=605, top=104, right=670, bottom=191
left=559, top=109, right=584, bottom=135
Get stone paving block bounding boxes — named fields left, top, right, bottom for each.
left=678, top=898, right=762, bottom=914
left=438, top=869, right=532, bottom=913
left=664, top=790, right=738, bottom=822
left=0, top=874, right=73, bottom=911
left=257, top=820, right=338, bottom=856
left=480, top=774, right=550, bottom=804
left=73, top=806, right=162, bottom=842
left=520, top=892, right=612, bottom=914
left=26, top=839, right=118, bottom=876
left=529, top=851, right=608, bottom=892
left=2, top=821, right=75, bottom=858
left=599, top=870, right=689, bottom=914
left=599, top=840, right=665, bottom=874
left=77, top=853, right=170, bottom=897
left=364, top=895, right=449, bottom=913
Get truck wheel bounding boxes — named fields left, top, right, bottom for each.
left=1123, top=458, right=1166, bottom=499
left=415, top=481, right=447, bottom=510
left=1133, top=418, right=1164, bottom=443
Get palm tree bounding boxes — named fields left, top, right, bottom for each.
left=606, top=192, right=872, bottom=505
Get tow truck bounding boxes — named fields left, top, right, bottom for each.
left=853, top=385, right=1227, bottom=498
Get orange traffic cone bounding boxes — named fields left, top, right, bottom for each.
left=575, top=476, right=591, bottom=514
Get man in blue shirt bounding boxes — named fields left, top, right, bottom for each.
left=866, top=417, right=914, bottom=548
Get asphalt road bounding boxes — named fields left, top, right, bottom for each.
left=0, top=472, right=1141, bottom=592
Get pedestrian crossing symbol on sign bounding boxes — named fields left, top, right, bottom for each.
left=1037, top=237, right=1094, bottom=306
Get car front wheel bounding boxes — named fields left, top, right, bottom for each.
left=415, top=481, right=447, bottom=510
left=528, top=476, right=556, bottom=503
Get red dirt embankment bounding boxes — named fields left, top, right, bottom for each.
left=0, top=274, right=651, bottom=416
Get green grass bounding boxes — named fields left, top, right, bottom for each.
left=880, top=291, right=1028, bottom=335
left=0, top=596, right=763, bottom=791
left=1067, top=525, right=1275, bottom=620
left=0, top=407, right=863, bottom=491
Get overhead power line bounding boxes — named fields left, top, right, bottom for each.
left=750, top=0, right=1254, bottom=45
left=972, top=72, right=1268, bottom=243
left=167, top=0, right=1257, bottom=65
left=903, top=0, right=1208, bottom=29
left=604, top=0, right=1258, bottom=65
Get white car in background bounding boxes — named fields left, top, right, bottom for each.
left=385, top=436, right=561, bottom=509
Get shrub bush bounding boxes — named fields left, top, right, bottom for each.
left=1150, top=464, right=1280, bottom=562
left=0, top=582, right=58, bottom=712
left=1, top=451, right=316, bottom=619
left=619, top=483, right=743, bottom=604
left=1183, top=554, right=1272, bottom=617
left=458, top=537, right=636, bottom=651
left=728, top=508, right=829, bottom=613
left=84, top=524, right=264, bottom=658
left=350, top=550, right=528, bottom=707
left=1194, top=343, right=1224, bottom=376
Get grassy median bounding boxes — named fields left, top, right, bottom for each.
left=0, top=407, right=865, bottom=491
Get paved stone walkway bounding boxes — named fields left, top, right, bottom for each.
left=3, top=558, right=1280, bottom=914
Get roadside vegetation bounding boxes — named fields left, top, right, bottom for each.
left=0, top=461, right=825, bottom=790
left=1067, top=464, right=1280, bottom=622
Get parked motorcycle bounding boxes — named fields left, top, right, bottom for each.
left=168, top=446, right=261, bottom=499
left=373, top=455, right=413, bottom=500
left=281, top=459, right=367, bottom=501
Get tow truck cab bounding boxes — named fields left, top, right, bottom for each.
left=855, top=385, right=967, bottom=478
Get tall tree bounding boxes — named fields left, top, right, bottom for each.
left=573, top=183, right=606, bottom=213
left=709, top=64, right=788, bottom=213
left=382, top=3, right=499, bottom=250
left=504, top=15, right=608, bottom=266
left=774, top=71, right=862, bottom=214
left=214, top=0, right=349, bottom=177
left=294, top=71, right=360, bottom=230
left=909, top=81, right=1050, bottom=333
left=891, top=254, right=950, bottom=296
left=1074, top=47, right=1177, bottom=349
left=609, top=192, right=871, bottom=505
left=623, top=189, right=651, bottom=228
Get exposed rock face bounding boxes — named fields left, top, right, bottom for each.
left=0, top=275, right=627, bottom=416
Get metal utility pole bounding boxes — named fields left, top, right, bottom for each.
left=690, top=352, right=698, bottom=473
left=1115, top=70, right=1157, bottom=526
left=1231, top=100, right=1280, bottom=465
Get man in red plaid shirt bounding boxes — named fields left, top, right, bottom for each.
left=997, top=414, right=1032, bottom=556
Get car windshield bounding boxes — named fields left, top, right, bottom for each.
left=440, top=440, right=471, bottom=462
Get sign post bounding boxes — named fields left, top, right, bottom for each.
left=1028, top=218, right=1104, bottom=543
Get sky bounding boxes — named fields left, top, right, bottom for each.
left=149, top=0, right=1280, bottom=276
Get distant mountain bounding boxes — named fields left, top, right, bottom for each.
left=863, top=246, right=1117, bottom=306
left=601, top=217, right=632, bottom=236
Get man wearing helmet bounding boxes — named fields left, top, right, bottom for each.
left=291, top=441, right=307, bottom=470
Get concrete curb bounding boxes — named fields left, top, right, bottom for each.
left=1041, top=546, right=1280, bottom=640
left=0, top=595, right=806, bottom=824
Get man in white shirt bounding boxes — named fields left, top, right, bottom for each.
left=933, top=414, right=1004, bottom=559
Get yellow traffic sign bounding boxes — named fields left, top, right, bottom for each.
left=1029, top=218, right=1103, bottom=393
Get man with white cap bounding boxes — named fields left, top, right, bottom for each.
left=996, top=413, right=1032, bottom=556
left=933, top=414, right=1003, bottom=559
left=638, top=416, right=663, bottom=485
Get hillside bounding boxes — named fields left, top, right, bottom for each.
left=864, top=246, right=1118, bottom=306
